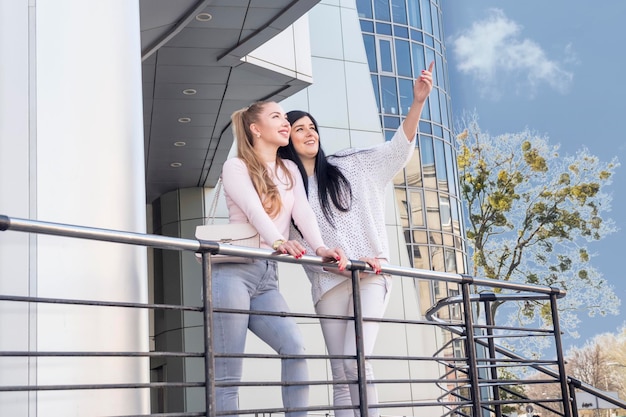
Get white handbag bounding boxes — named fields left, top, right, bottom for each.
left=195, top=179, right=260, bottom=264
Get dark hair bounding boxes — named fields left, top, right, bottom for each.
left=278, top=110, right=352, bottom=225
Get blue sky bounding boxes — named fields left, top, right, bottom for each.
left=441, top=2, right=626, bottom=349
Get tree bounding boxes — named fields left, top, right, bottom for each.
left=456, top=112, right=620, bottom=339
left=566, top=332, right=626, bottom=417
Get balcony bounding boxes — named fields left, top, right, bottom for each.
left=1, top=214, right=624, bottom=417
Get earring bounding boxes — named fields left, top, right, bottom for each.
left=256, top=132, right=261, bottom=138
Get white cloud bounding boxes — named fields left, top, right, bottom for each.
left=449, top=9, right=574, bottom=99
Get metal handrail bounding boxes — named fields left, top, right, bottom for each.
left=0, top=213, right=601, bottom=417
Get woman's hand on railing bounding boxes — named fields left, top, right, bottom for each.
left=316, top=246, right=347, bottom=272
left=274, top=239, right=306, bottom=259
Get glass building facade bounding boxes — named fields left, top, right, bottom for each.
left=355, top=0, right=467, bottom=316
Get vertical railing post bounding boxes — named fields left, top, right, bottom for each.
left=484, top=298, right=502, bottom=417
left=460, top=278, right=483, bottom=416
left=350, top=264, right=369, bottom=417
left=568, top=380, right=579, bottom=417
left=201, top=252, right=216, bottom=417
left=550, top=291, right=573, bottom=417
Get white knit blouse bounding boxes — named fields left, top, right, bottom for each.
left=293, top=126, right=416, bottom=305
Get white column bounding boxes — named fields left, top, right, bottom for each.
left=0, top=0, right=149, bottom=416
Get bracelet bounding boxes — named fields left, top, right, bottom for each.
left=272, top=239, right=286, bottom=251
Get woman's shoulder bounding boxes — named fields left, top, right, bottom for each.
left=223, top=157, right=247, bottom=170
left=224, top=157, right=244, bottom=167
left=281, top=158, right=300, bottom=174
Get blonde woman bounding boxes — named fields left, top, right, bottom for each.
left=213, top=101, right=348, bottom=417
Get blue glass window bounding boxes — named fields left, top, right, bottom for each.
left=425, top=47, right=436, bottom=83
left=360, top=20, right=374, bottom=33
left=444, top=145, right=457, bottom=196
left=433, top=124, right=443, bottom=138
left=430, top=88, right=441, bottom=123
left=435, top=53, right=443, bottom=88
left=407, top=0, right=421, bottom=29
left=398, top=78, right=413, bottom=115
left=420, top=0, right=433, bottom=34
left=374, top=0, right=391, bottom=21
left=440, top=92, right=449, bottom=128
left=378, top=38, right=394, bottom=73
left=371, top=75, right=381, bottom=113
left=395, top=39, right=411, bottom=77
left=434, top=139, right=447, bottom=182
left=394, top=25, right=409, bottom=39
left=419, top=120, right=432, bottom=134
left=363, top=34, right=378, bottom=72
left=384, top=115, right=401, bottom=129
left=385, top=130, right=395, bottom=141
left=431, top=3, right=441, bottom=40
left=411, top=42, right=425, bottom=76
left=375, top=22, right=392, bottom=35
left=356, top=0, right=373, bottom=19
left=424, top=34, right=434, bottom=48
left=421, top=135, right=434, bottom=166
left=410, top=29, right=423, bottom=42
left=391, top=0, right=407, bottom=24
left=381, top=76, right=398, bottom=115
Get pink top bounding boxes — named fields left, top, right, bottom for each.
left=221, top=158, right=327, bottom=252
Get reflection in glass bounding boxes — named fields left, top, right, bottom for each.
left=413, top=245, right=429, bottom=269
left=421, top=136, right=436, bottom=189
left=429, top=231, right=442, bottom=245
left=405, top=149, right=422, bottom=187
left=425, top=190, right=441, bottom=230
left=430, top=245, right=444, bottom=270
left=444, top=145, right=456, bottom=196
left=413, top=230, right=428, bottom=244
left=439, top=195, right=451, bottom=232
left=395, top=188, right=409, bottom=228
left=409, top=190, right=424, bottom=226
left=456, top=250, right=466, bottom=274
left=394, top=165, right=406, bottom=185
left=434, top=139, right=447, bottom=186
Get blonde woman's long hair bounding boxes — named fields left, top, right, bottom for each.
left=231, top=101, right=294, bottom=218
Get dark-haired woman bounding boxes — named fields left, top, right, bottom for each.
left=214, top=100, right=348, bottom=417
left=278, top=62, right=434, bottom=417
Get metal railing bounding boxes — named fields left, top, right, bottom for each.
left=1, top=213, right=625, bottom=417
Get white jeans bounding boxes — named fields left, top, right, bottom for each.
left=315, top=274, right=391, bottom=417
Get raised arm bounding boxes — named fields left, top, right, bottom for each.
left=402, top=61, right=434, bottom=141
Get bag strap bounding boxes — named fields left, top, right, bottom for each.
left=208, top=178, right=223, bottom=225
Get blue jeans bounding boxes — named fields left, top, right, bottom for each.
left=211, top=260, right=308, bottom=417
